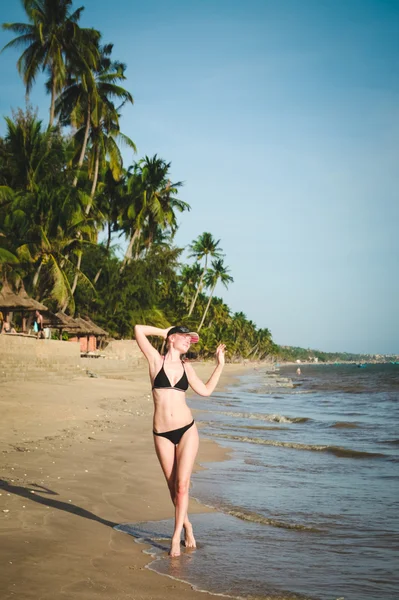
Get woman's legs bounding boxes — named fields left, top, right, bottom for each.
left=153, top=427, right=199, bottom=554
left=171, top=424, right=199, bottom=556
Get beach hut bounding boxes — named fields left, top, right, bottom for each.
left=42, top=312, right=108, bottom=350
left=42, top=311, right=81, bottom=339
left=81, top=316, right=108, bottom=338
left=0, top=278, right=47, bottom=333
left=16, top=281, right=48, bottom=332
left=60, top=316, right=108, bottom=353
left=81, top=317, right=108, bottom=351
left=69, top=317, right=108, bottom=353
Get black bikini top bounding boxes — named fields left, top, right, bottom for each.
left=152, top=357, right=189, bottom=392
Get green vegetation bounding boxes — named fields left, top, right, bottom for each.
left=1, top=2, right=380, bottom=363
left=276, top=346, right=383, bottom=363
left=0, top=0, right=278, bottom=359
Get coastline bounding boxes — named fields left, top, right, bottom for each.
left=0, top=360, right=254, bottom=600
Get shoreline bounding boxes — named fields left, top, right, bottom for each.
left=0, top=361, right=255, bottom=600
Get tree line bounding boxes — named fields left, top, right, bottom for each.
left=1, top=2, right=370, bottom=362
left=0, top=0, right=279, bottom=360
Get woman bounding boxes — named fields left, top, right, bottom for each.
left=134, top=324, right=226, bottom=557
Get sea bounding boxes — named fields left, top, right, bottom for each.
left=116, top=363, right=399, bottom=600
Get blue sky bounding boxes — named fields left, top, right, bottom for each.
left=1, top=0, right=398, bottom=354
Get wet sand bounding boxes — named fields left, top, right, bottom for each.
left=0, top=361, right=250, bottom=600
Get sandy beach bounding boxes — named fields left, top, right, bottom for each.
left=0, top=359, right=250, bottom=600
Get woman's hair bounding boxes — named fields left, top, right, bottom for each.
left=164, top=335, right=186, bottom=358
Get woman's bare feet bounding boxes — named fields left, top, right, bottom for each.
left=183, top=522, right=196, bottom=548
left=169, top=536, right=181, bottom=557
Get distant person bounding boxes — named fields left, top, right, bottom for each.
left=2, top=317, right=16, bottom=334
left=134, top=324, right=226, bottom=557
left=296, top=367, right=301, bottom=375
left=35, top=310, right=44, bottom=339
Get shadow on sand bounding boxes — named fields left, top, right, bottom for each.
left=0, top=477, right=117, bottom=528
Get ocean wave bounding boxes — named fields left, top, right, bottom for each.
left=380, top=438, right=399, bottom=446
left=214, top=434, right=387, bottom=459
left=330, top=421, right=360, bottom=429
left=199, top=421, right=290, bottom=432
left=216, top=411, right=310, bottom=424
left=220, top=506, right=323, bottom=533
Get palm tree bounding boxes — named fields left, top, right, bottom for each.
left=0, top=108, right=95, bottom=310
left=64, top=66, right=135, bottom=305
left=179, top=263, right=202, bottom=310
left=62, top=107, right=135, bottom=305
left=85, top=100, right=136, bottom=215
left=187, top=232, right=223, bottom=316
left=91, top=165, right=126, bottom=284
left=198, top=259, right=233, bottom=331
left=0, top=186, right=20, bottom=269
left=251, top=327, right=273, bottom=359
left=206, top=296, right=231, bottom=330
left=1, top=109, right=58, bottom=191
left=227, top=312, right=259, bottom=359
left=1, top=176, right=93, bottom=311
left=120, top=156, right=188, bottom=270
left=56, top=43, right=133, bottom=189
left=140, top=158, right=188, bottom=252
left=1, top=0, right=100, bottom=127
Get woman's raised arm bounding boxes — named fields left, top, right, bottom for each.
left=185, top=344, right=226, bottom=396
left=134, top=325, right=169, bottom=364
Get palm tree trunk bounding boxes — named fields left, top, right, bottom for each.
left=120, top=228, right=140, bottom=273
left=73, top=102, right=91, bottom=187
left=188, top=265, right=205, bottom=317
left=86, top=146, right=100, bottom=216
left=248, top=342, right=259, bottom=357
left=198, top=281, right=217, bottom=331
left=94, top=218, right=112, bottom=284
left=70, top=251, right=82, bottom=296
left=93, top=267, right=102, bottom=285
left=49, top=70, right=57, bottom=128
left=64, top=121, right=97, bottom=306
left=32, top=260, right=43, bottom=289
left=61, top=250, right=82, bottom=312
left=68, top=144, right=99, bottom=298
left=106, top=220, right=112, bottom=251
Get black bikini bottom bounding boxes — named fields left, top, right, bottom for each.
left=153, top=420, right=195, bottom=445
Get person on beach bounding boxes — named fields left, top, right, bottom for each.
left=134, top=324, right=226, bottom=557
left=35, top=310, right=44, bottom=339
left=1, top=316, right=16, bottom=334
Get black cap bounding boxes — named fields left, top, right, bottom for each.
left=167, top=326, right=199, bottom=343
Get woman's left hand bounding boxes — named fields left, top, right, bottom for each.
left=216, top=343, right=226, bottom=366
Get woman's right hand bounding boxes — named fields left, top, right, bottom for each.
left=215, top=343, right=226, bottom=366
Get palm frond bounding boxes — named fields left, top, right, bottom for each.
left=0, top=248, right=19, bottom=263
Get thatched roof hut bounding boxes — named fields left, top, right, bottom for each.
left=43, top=312, right=108, bottom=339
left=16, top=282, right=48, bottom=312
left=80, top=316, right=108, bottom=337
left=0, top=278, right=47, bottom=311
left=43, top=311, right=77, bottom=331
left=66, top=316, right=108, bottom=353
